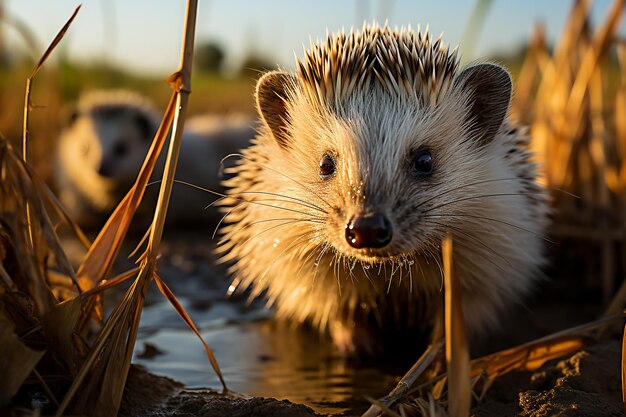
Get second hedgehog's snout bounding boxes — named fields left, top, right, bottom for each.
left=345, top=213, right=393, bottom=249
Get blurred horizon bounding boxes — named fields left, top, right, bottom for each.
left=4, top=0, right=625, bottom=77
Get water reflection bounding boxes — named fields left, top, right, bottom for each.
left=135, top=310, right=399, bottom=415
left=88, top=231, right=401, bottom=416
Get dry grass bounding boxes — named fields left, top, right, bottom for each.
left=512, top=0, right=626, bottom=302
left=3, top=1, right=626, bottom=416
left=0, top=1, right=229, bottom=416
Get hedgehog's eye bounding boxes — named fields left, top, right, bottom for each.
left=412, top=149, right=433, bottom=175
left=319, top=153, right=336, bottom=178
left=113, top=141, right=127, bottom=157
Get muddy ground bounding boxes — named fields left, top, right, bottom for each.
left=120, top=337, right=624, bottom=417
left=110, top=231, right=626, bottom=417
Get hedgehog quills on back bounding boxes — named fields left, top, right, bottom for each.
left=219, top=24, right=548, bottom=355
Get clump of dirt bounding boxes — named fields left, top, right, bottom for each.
left=158, top=392, right=322, bottom=417
left=120, top=365, right=322, bottom=417
left=473, top=337, right=624, bottom=417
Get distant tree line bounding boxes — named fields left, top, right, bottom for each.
left=194, top=40, right=274, bottom=76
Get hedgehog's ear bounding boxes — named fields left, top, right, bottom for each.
left=256, top=71, right=296, bottom=148
left=454, top=63, right=512, bottom=145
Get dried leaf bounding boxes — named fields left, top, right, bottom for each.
left=470, top=336, right=584, bottom=381
left=55, top=269, right=150, bottom=417
left=40, top=297, right=83, bottom=374
left=0, top=305, right=45, bottom=406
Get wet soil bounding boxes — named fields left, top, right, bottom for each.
left=69, top=230, right=626, bottom=416
left=121, top=365, right=322, bottom=417
left=120, top=337, right=625, bottom=417
left=474, top=337, right=624, bottom=417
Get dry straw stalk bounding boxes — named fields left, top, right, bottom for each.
left=442, top=235, right=470, bottom=417
left=0, top=0, right=227, bottom=415
left=54, top=1, right=227, bottom=415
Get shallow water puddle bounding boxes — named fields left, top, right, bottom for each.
left=116, top=234, right=401, bottom=416
left=134, top=307, right=399, bottom=415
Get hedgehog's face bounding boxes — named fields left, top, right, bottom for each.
left=68, top=110, right=155, bottom=190
left=255, top=63, right=511, bottom=264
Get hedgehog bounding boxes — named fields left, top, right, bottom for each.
left=218, top=25, right=548, bottom=355
left=55, top=90, right=255, bottom=228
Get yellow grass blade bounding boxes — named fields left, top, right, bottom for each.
left=28, top=5, right=81, bottom=80
left=567, top=0, right=624, bottom=119
left=556, top=0, right=625, bottom=187
left=512, top=23, right=547, bottom=122
left=154, top=274, right=227, bottom=391
left=81, top=266, right=142, bottom=298
left=443, top=235, right=470, bottom=417
left=552, top=0, right=592, bottom=69
left=22, top=4, right=81, bottom=160
left=58, top=87, right=180, bottom=416
left=616, top=41, right=626, bottom=189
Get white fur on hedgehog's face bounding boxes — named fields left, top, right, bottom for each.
left=254, top=63, right=512, bottom=265
left=69, top=111, right=154, bottom=190
left=275, top=89, right=483, bottom=263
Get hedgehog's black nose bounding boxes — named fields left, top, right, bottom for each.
left=345, top=213, right=393, bottom=249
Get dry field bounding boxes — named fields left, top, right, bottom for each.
left=1, top=0, right=626, bottom=416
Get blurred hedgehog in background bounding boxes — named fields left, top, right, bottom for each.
left=55, top=90, right=254, bottom=228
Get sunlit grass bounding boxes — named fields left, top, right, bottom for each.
left=2, top=0, right=626, bottom=416
left=0, top=2, right=230, bottom=416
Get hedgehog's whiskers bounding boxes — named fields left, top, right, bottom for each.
left=415, top=177, right=535, bottom=209
left=230, top=219, right=323, bottom=250
left=257, top=230, right=321, bottom=284
left=423, top=212, right=550, bottom=242
left=424, top=219, right=514, bottom=271
left=421, top=192, right=538, bottom=214
left=211, top=196, right=324, bottom=239
left=221, top=153, right=332, bottom=209
left=172, top=179, right=327, bottom=214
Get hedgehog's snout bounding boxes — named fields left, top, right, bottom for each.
left=345, top=213, right=393, bottom=249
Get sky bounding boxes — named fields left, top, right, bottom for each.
left=4, top=0, right=625, bottom=76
